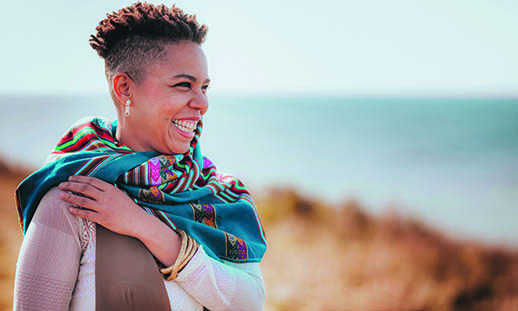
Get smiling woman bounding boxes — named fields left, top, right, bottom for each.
left=13, top=2, right=267, bottom=311
left=114, top=41, right=210, bottom=154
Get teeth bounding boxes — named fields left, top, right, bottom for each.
left=172, top=120, right=197, bottom=132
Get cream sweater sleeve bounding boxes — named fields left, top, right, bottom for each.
left=13, top=187, right=82, bottom=311
left=174, top=246, right=266, bottom=311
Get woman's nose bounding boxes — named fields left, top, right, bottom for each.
left=189, top=92, right=208, bottom=113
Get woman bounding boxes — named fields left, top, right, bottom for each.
left=13, top=2, right=267, bottom=310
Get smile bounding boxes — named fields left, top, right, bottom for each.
left=172, top=119, right=197, bottom=133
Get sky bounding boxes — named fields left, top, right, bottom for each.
left=1, top=0, right=517, bottom=97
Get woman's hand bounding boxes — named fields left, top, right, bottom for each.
left=58, top=175, right=182, bottom=266
left=58, top=175, right=148, bottom=237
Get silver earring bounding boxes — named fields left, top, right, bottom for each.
left=125, top=99, right=131, bottom=117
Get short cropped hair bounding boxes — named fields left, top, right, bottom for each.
left=90, top=2, right=208, bottom=89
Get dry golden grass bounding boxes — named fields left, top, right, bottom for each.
left=257, top=188, right=518, bottom=311
left=1, top=160, right=517, bottom=310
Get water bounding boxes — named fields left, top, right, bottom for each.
left=1, top=94, right=517, bottom=247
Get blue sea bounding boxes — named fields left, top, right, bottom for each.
left=1, top=94, right=517, bottom=247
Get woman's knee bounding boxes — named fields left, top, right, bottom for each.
left=101, top=282, right=169, bottom=311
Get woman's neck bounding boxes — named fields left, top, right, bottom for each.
left=115, top=122, right=150, bottom=152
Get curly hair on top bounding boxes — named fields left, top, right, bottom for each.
left=90, top=2, right=208, bottom=85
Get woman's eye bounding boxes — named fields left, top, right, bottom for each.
left=173, top=82, right=191, bottom=89
left=202, top=85, right=210, bottom=93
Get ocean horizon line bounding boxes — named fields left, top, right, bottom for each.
left=1, top=91, right=517, bottom=101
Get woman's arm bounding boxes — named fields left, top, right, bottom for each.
left=14, top=187, right=82, bottom=311
left=174, top=246, right=266, bottom=311
left=58, top=175, right=182, bottom=267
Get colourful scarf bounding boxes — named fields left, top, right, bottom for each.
left=15, top=116, right=267, bottom=263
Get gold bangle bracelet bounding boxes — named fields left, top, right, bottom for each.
left=178, top=236, right=199, bottom=273
left=177, top=235, right=199, bottom=273
left=160, top=230, right=187, bottom=278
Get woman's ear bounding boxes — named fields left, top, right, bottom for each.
left=112, top=72, right=133, bottom=106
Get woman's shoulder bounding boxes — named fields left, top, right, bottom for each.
left=32, top=187, right=89, bottom=248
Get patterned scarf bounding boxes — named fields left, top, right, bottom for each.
left=15, top=116, right=267, bottom=263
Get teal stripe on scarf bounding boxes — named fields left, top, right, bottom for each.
left=16, top=152, right=157, bottom=234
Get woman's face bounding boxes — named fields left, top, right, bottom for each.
left=126, top=41, right=210, bottom=154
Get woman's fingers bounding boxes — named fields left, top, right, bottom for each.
left=68, top=206, right=100, bottom=223
left=58, top=175, right=140, bottom=236
left=68, top=175, right=110, bottom=191
left=58, top=181, right=100, bottom=200
left=58, top=176, right=123, bottom=228
left=59, top=190, right=100, bottom=211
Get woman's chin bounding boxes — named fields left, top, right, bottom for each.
left=167, top=127, right=194, bottom=154
left=164, top=142, right=190, bottom=155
